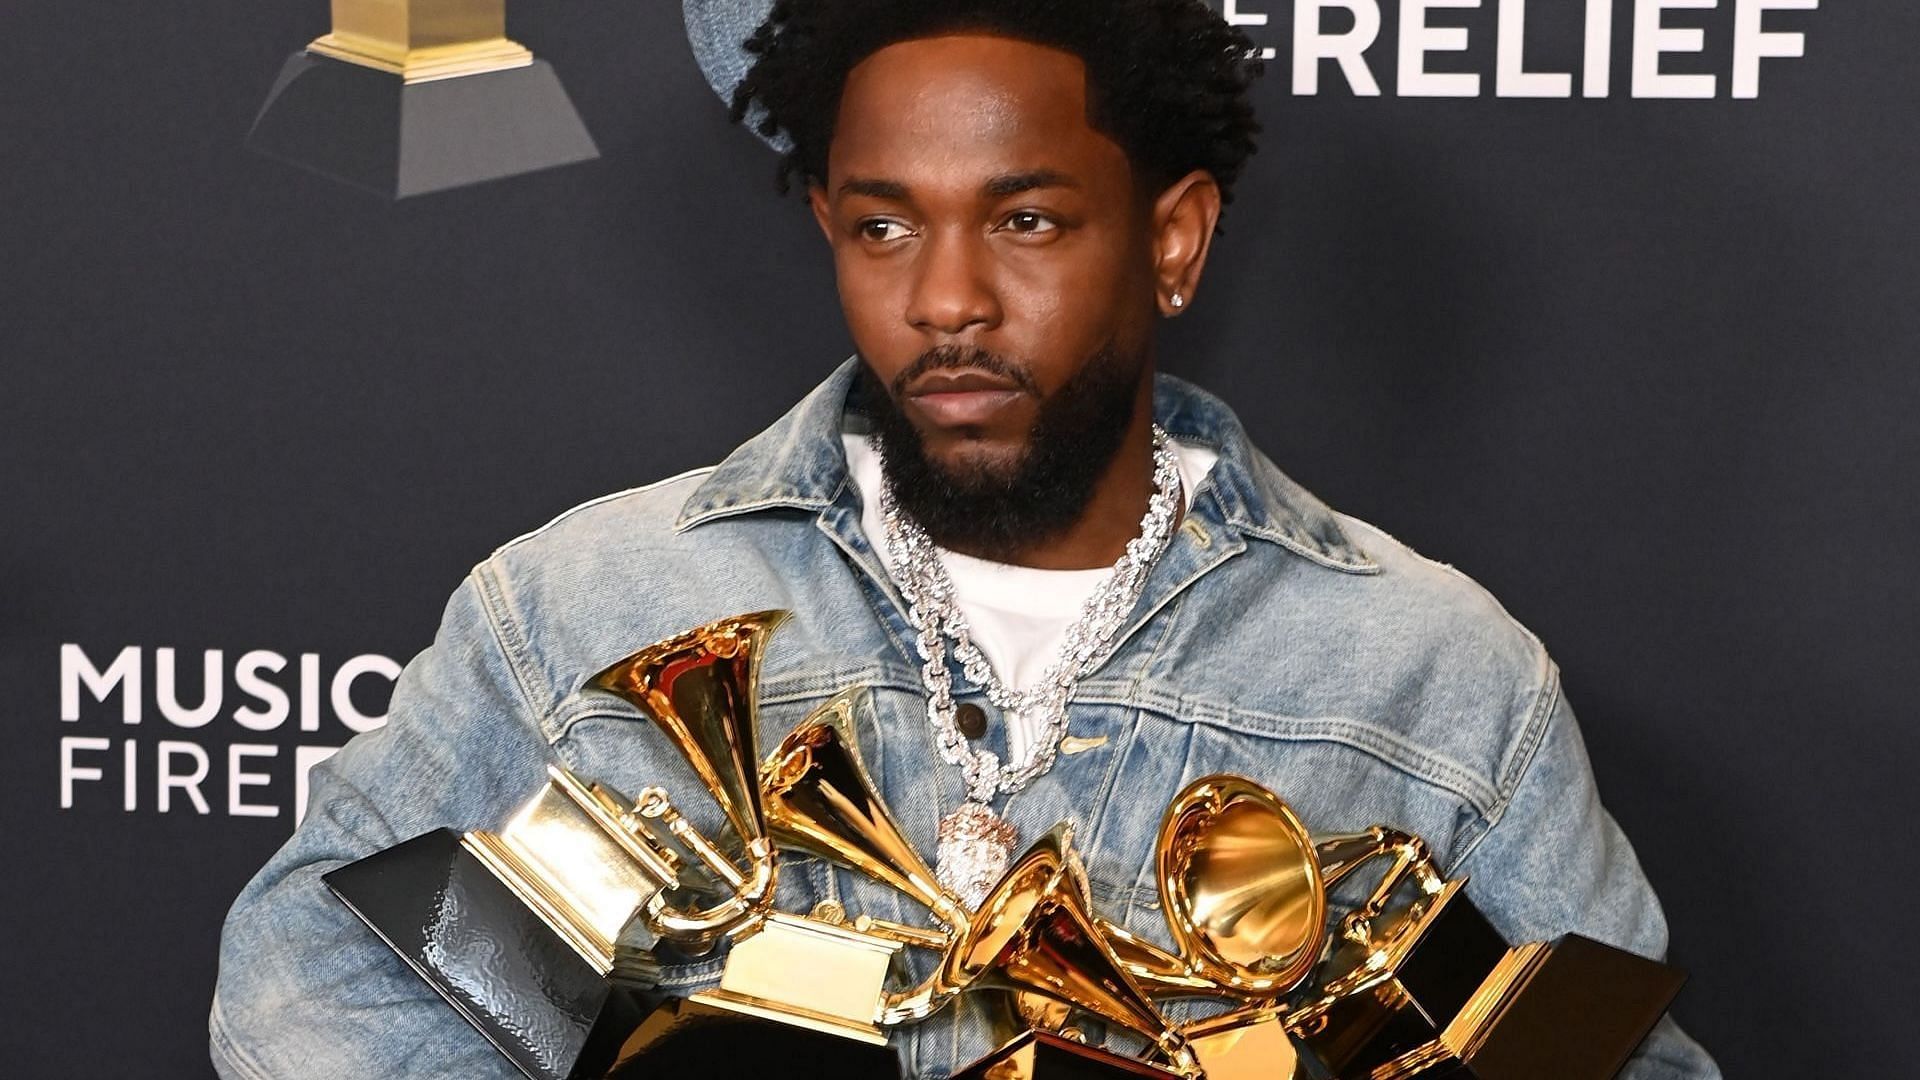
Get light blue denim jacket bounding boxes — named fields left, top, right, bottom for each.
left=210, top=360, right=1719, bottom=1079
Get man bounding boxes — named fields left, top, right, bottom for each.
left=211, top=1, right=1719, bottom=1076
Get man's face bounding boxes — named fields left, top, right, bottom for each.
left=811, top=34, right=1161, bottom=487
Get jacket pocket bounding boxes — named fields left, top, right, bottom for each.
left=1077, top=703, right=1482, bottom=957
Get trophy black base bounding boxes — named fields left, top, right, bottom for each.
left=248, top=52, right=598, bottom=198
left=608, top=997, right=903, bottom=1079
left=1298, top=928, right=1686, bottom=1080
left=954, top=1031, right=1179, bottom=1079
left=325, top=829, right=645, bottom=1080
left=1399, top=935, right=1688, bottom=1080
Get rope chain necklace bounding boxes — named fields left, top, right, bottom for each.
left=875, top=425, right=1182, bottom=909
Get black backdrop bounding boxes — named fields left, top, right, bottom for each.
left=3, top=1, right=1912, bottom=1076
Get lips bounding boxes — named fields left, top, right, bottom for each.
left=904, top=369, right=1029, bottom=428
left=907, top=369, right=1024, bottom=395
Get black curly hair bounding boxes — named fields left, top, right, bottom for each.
left=729, top=0, right=1262, bottom=213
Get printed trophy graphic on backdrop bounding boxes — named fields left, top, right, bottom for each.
left=249, top=0, right=598, bottom=197
left=327, top=612, right=1686, bottom=1079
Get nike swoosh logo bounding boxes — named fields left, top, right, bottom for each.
left=1060, top=735, right=1109, bottom=755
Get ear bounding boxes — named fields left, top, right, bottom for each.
left=808, top=184, right=836, bottom=246
left=1150, top=170, right=1222, bottom=317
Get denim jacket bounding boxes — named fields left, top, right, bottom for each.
left=210, top=360, right=1719, bottom=1079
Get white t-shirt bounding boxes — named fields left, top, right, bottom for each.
left=843, top=433, right=1218, bottom=761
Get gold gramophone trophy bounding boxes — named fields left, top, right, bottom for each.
left=328, top=611, right=812, bottom=1079
left=996, top=773, right=1369, bottom=1079
left=946, top=823, right=1204, bottom=1079
left=552, top=613, right=950, bottom=1050
left=1283, top=828, right=1687, bottom=1080
left=329, top=615, right=1203, bottom=1078
left=993, top=774, right=1685, bottom=1080
left=331, top=611, right=1684, bottom=1080
left=759, top=692, right=1204, bottom=1078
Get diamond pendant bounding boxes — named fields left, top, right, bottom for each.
left=936, top=801, right=1019, bottom=911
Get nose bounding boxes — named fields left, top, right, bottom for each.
left=905, top=229, right=1001, bottom=337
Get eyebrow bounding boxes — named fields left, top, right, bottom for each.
left=983, top=169, right=1077, bottom=197
left=838, top=177, right=909, bottom=199
left=835, top=170, right=1080, bottom=201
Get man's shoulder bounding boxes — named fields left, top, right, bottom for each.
left=474, top=462, right=833, bottom=625
left=491, top=466, right=718, bottom=562
left=1224, top=438, right=1548, bottom=677
left=1185, top=456, right=1561, bottom=816
left=1332, top=510, right=1547, bottom=668
left=448, top=467, right=816, bottom=716
left=1314, top=507, right=1557, bottom=804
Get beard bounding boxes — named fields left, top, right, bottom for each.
left=856, top=340, right=1146, bottom=562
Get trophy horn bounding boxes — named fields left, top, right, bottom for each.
left=1114, top=776, right=1450, bottom=1004
left=1152, top=774, right=1331, bottom=999
left=759, top=689, right=975, bottom=1026
left=588, top=610, right=788, bottom=942
left=998, top=778, right=1326, bottom=1079
left=949, top=824, right=1202, bottom=1079
left=762, top=689, right=971, bottom=933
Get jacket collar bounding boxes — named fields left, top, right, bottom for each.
left=675, top=358, right=1375, bottom=574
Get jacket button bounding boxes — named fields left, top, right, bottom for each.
left=955, top=702, right=989, bottom=739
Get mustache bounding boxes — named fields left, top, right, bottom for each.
left=890, top=345, right=1040, bottom=398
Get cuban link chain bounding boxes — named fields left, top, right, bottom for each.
left=875, top=425, right=1182, bottom=908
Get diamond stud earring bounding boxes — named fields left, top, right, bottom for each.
left=1170, top=292, right=1185, bottom=309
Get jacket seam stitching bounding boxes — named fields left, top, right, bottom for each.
left=809, top=484, right=922, bottom=668
left=1132, top=596, right=1182, bottom=691
left=1117, top=685, right=1500, bottom=812
left=209, top=997, right=273, bottom=1080
left=545, top=668, right=925, bottom=743
left=852, top=578, right=918, bottom=676
left=677, top=494, right=835, bottom=532
left=856, top=675, right=1498, bottom=811
left=986, top=678, right=1497, bottom=807
left=1083, top=599, right=1182, bottom=848
left=470, top=560, right=551, bottom=740
left=497, top=466, right=717, bottom=553
left=1497, top=659, right=1560, bottom=805
left=1449, top=662, right=1560, bottom=870
left=1237, top=523, right=1380, bottom=574
left=1102, top=523, right=1247, bottom=669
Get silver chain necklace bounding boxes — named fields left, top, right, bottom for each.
left=875, top=426, right=1183, bottom=908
